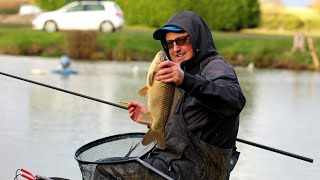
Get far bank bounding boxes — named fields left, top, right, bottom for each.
left=0, top=24, right=319, bottom=71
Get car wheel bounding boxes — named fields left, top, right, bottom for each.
left=100, top=21, right=114, bottom=33
left=44, top=20, right=58, bottom=32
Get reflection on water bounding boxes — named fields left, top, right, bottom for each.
left=0, top=55, right=319, bottom=180
left=235, top=68, right=319, bottom=180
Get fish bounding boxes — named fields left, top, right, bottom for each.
left=138, top=50, right=176, bottom=149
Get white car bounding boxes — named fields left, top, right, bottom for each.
left=32, top=1, right=124, bottom=33
left=19, top=5, right=42, bottom=15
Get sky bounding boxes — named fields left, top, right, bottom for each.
left=282, top=0, right=313, bottom=7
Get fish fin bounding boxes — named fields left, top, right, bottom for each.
left=140, top=111, right=153, bottom=124
left=142, top=129, right=155, bottom=146
left=138, top=86, right=148, bottom=97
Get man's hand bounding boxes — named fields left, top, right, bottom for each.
left=127, top=100, right=151, bottom=127
left=156, top=61, right=184, bottom=86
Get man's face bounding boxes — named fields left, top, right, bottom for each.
left=165, top=32, right=193, bottom=64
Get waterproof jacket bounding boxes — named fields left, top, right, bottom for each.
left=161, top=11, right=246, bottom=149
left=144, top=11, right=246, bottom=179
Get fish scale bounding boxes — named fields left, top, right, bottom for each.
left=138, top=50, right=176, bottom=149
left=149, top=81, right=175, bottom=128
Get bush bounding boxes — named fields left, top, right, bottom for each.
left=115, top=0, right=260, bottom=31
left=304, top=19, right=320, bottom=30
left=262, top=13, right=304, bottom=30
left=193, top=0, right=260, bottom=31
left=0, top=8, right=19, bottom=14
left=33, top=0, right=66, bottom=11
left=282, top=14, right=304, bottom=30
left=115, top=0, right=191, bottom=27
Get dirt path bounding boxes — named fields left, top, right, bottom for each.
left=0, top=14, right=36, bottom=25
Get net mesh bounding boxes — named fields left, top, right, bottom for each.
left=74, top=133, right=156, bottom=180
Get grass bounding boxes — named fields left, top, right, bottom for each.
left=1, top=1, right=318, bottom=70
left=0, top=24, right=319, bottom=71
left=0, top=24, right=64, bottom=56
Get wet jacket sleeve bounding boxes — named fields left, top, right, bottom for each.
left=179, top=61, right=246, bottom=118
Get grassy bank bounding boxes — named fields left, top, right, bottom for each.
left=0, top=24, right=319, bottom=71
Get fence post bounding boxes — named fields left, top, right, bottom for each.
left=307, top=37, right=319, bottom=71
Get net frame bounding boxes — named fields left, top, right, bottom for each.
left=74, top=132, right=158, bottom=180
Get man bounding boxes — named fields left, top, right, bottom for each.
left=94, top=11, right=246, bottom=180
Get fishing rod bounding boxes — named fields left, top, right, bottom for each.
left=236, top=138, right=313, bottom=163
left=0, top=71, right=127, bottom=110
left=0, top=71, right=314, bottom=163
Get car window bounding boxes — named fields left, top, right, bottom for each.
left=113, top=4, right=122, bottom=11
left=85, top=5, right=104, bottom=11
left=66, top=5, right=84, bottom=12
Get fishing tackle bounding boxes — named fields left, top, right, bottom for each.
left=14, top=168, right=69, bottom=180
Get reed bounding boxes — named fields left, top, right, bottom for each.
left=64, top=30, right=98, bottom=60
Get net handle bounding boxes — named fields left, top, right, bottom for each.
left=136, top=158, right=174, bottom=180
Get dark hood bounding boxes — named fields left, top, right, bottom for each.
left=155, top=11, right=219, bottom=73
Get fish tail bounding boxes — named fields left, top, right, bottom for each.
left=155, top=130, right=166, bottom=149
left=142, top=129, right=155, bottom=146
left=142, top=128, right=166, bottom=149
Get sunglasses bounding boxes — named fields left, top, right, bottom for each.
left=166, top=35, right=190, bottom=49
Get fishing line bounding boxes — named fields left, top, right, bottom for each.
left=0, top=71, right=313, bottom=163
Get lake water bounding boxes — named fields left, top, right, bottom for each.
left=0, top=55, right=319, bottom=180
